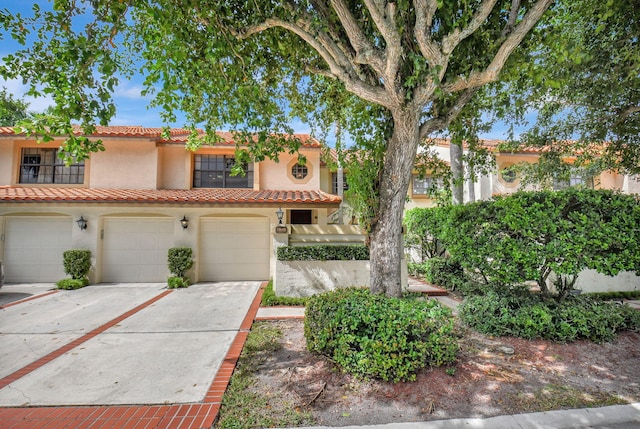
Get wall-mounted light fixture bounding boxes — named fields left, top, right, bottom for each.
left=276, top=207, right=284, bottom=225
left=180, top=216, right=189, bottom=230
left=275, top=208, right=287, bottom=233
left=76, top=216, right=88, bottom=231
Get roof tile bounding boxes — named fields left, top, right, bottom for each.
left=0, top=126, right=321, bottom=148
left=0, top=187, right=341, bottom=205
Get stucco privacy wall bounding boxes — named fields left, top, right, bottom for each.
left=274, top=259, right=409, bottom=297
left=272, top=226, right=408, bottom=297
left=549, top=270, right=640, bottom=294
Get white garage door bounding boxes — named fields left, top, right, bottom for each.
left=200, top=217, right=270, bottom=281
left=102, top=218, right=174, bottom=282
left=4, top=217, right=72, bottom=282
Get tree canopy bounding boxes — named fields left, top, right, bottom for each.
left=493, top=0, right=640, bottom=181
left=0, top=88, right=31, bottom=126
left=0, top=1, right=553, bottom=296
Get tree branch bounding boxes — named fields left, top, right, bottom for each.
left=329, top=0, right=385, bottom=75
left=413, top=0, right=443, bottom=66
left=502, top=0, right=521, bottom=36
left=442, top=0, right=553, bottom=93
left=236, top=17, right=390, bottom=107
left=419, top=88, right=479, bottom=138
left=362, top=0, right=402, bottom=81
left=441, top=0, right=499, bottom=55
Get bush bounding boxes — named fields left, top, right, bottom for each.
left=62, top=249, right=92, bottom=281
left=305, top=288, right=458, bottom=382
left=168, top=247, right=193, bottom=277
left=167, top=276, right=190, bottom=288
left=459, top=291, right=640, bottom=343
left=277, top=245, right=369, bottom=261
left=424, top=257, right=463, bottom=288
left=56, top=277, right=89, bottom=290
left=437, top=189, right=640, bottom=300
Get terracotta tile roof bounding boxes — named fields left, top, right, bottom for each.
left=0, top=187, right=341, bottom=206
left=0, top=126, right=321, bottom=148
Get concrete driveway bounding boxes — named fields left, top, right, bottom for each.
left=0, top=281, right=261, bottom=407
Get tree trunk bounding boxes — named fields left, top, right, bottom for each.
left=369, top=110, right=421, bottom=297
left=450, top=142, right=464, bottom=205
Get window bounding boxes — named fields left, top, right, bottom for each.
left=412, top=175, right=441, bottom=196
left=193, top=155, right=253, bottom=188
left=19, top=148, right=85, bottom=184
left=331, top=172, right=349, bottom=194
left=553, top=174, right=593, bottom=190
left=500, top=167, right=517, bottom=183
left=291, top=162, right=308, bottom=180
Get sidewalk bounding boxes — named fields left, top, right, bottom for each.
left=288, top=402, right=640, bottom=429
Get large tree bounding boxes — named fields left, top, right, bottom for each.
left=0, top=1, right=553, bottom=296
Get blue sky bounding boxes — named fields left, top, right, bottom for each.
left=1, top=1, right=523, bottom=141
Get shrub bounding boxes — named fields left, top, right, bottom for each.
left=167, top=276, right=190, bottom=288
left=305, top=288, right=458, bottom=382
left=56, top=277, right=89, bottom=290
left=277, top=245, right=369, bottom=261
left=424, top=257, right=463, bottom=289
left=168, top=247, right=193, bottom=277
left=403, top=207, right=449, bottom=262
left=460, top=292, right=640, bottom=343
left=62, top=249, right=92, bottom=281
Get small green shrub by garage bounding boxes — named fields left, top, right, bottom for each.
left=56, top=277, right=89, bottom=290
left=460, top=291, right=640, bottom=343
left=277, top=245, right=369, bottom=261
left=57, top=249, right=91, bottom=289
left=304, top=287, right=458, bottom=382
left=167, top=247, right=193, bottom=288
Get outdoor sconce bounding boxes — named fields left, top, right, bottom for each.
left=180, top=216, right=189, bottom=230
left=275, top=208, right=287, bottom=233
left=76, top=216, right=88, bottom=231
left=276, top=207, right=284, bottom=225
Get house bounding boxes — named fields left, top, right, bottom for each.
left=0, top=126, right=341, bottom=284
left=403, top=139, right=640, bottom=210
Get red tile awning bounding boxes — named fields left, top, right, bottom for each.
left=0, top=187, right=341, bottom=206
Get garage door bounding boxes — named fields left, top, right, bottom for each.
left=102, top=218, right=174, bottom=282
left=200, top=217, right=270, bottom=281
left=4, top=217, right=72, bottom=282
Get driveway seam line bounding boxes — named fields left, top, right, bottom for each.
left=0, top=289, right=173, bottom=390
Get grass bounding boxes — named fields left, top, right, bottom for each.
left=261, top=280, right=309, bottom=307
left=216, top=322, right=315, bottom=428
left=510, top=384, right=627, bottom=412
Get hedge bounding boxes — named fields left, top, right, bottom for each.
left=277, top=245, right=369, bottom=261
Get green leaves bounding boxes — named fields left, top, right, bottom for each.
left=305, top=288, right=458, bottom=382
left=460, top=291, right=639, bottom=343
left=427, top=189, right=640, bottom=297
left=277, top=245, right=369, bottom=261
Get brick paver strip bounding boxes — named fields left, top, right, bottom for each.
left=0, top=282, right=267, bottom=428
left=0, top=289, right=173, bottom=390
left=0, top=289, right=58, bottom=309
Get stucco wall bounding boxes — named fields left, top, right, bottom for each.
left=556, top=270, right=640, bottom=294
left=89, top=139, right=159, bottom=189
left=259, top=150, right=321, bottom=190
left=0, top=139, right=14, bottom=185
left=158, top=146, right=190, bottom=189
left=274, top=259, right=409, bottom=297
